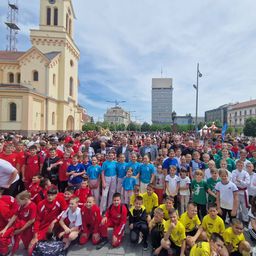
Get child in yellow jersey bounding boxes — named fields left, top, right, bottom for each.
left=180, top=202, right=206, bottom=248
left=190, top=232, right=224, bottom=256
left=161, top=209, right=186, bottom=256
left=129, top=184, right=143, bottom=207
left=202, top=203, right=225, bottom=239
left=148, top=208, right=165, bottom=255
left=158, top=196, right=176, bottom=220
left=223, top=218, right=251, bottom=256
left=142, top=183, right=158, bottom=222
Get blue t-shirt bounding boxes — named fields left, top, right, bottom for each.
left=67, top=163, right=85, bottom=184
left=190, top=160, right=206, bottom=176
left=83, top=161, right=92, bottom=171
left=139, top=163, right=156, bottom=184
left=162, top=157, right=179, bottom=171
left=122, top=176, right=136, bottom=191
left=126, top=161, right=141, bottom=176
left=102, top=160, right=117, bottom=177
left=87, top=164, right=102, bottom=180
left=116, top=162, right=127, bottom=179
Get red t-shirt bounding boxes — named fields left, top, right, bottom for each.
left=81, top=204, right=101, bottom=232
left=0, top=152, right=17, bottom=167
left=0, top=195, right=19, bottom=216
left=15, top=150, right=26, bottom=168
left=58, top=159, right=71, bottom=181
left=24, top=154, right=41, bottom=181
left=34, top=198, right=67, bottom=233
left=74, top=187, right=91, bottom=205
left=28, top=182, right=43, bottom=205
left=17, top=201, right=37, bottom=222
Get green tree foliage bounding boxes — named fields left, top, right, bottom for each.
left=243, top=117, right=256, bottom=137
left=141, top=122, right=151, bottom=132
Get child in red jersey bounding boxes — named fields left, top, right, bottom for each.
left=28, top=175, right=43, bottom=205
left=57, top=186, right=75, bottom=206
left=74, top=178, right=91, bottom=206
left=80, top=196, right=103, bottom=245
left=1, top=191, right=37, bottom=254
left=22, top=145, right=42, bottom=189
left=39, top=178, right=57, bottom=199
left=0, top=189, right=14, bottom=255
left=57, top=153, right=72, bottom=192
left=59, top=197, right=82, bottom=249
left=28, top=188, right=67, bottom=254
left=98, top=192, right=127, bottom=248
left=0, top=143, right=17, bottom=168
left=0, top=188, right=19, bottom=216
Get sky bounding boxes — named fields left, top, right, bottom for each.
left=1, top=0, right=256, bottom=123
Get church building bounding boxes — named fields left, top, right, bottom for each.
left=0, top=0, right=83, bottom=135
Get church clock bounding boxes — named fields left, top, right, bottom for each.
left=48, top=0, right=56, bottom=4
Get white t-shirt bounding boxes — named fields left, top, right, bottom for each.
left=231, top=169, right=250, bottom=194
left=204, top=168, right=211, bottom=181
left=0, top=159, right=19, bottom=187
left=165, top=174, right=179, bottom=196
left=61, top=207, right=82, bottom=228
left=248, top=173, right=256, bottom=196
left=179, top=176, right=191, bottom=196
left=215, top=181, right=238, bottom=210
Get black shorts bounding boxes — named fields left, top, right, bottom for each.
left=186, top=228, right=198, bottom=237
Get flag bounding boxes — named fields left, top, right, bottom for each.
left=222, top=123, right=228, bottom=141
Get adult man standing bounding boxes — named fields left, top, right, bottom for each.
left=139, top=137, right=158, bottom=162
left=0, top=159, right=19, bottom=196
left=116, top=137, right=130, bottom=162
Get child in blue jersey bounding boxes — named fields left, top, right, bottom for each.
left=138, top=155, right=156, bottom=193
left=100, top=152, right=118, bottom=213
left=116, top=154, right=128, bottom=197
left=126, top=153, right=141, bottom=184
left=122, top=168, right=136, bottom=205
left=66, top=154, right=85, bottom=188
left=86, top=156, right=102, bottom=205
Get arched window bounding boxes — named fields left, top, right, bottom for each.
left=52, top=112, right=55, bottom=125
left=66, top=14, right=69, bottom=31
left=54, top=8, right=58, bottom=26
left=10, top=102, right=17, bottom=121
left=9, top=73, right=14, bottom=83
left=17, top=73, right=21, bottom=83
left=69, top=18, right=72, bottom=35
left=69, top=77, right=73, bottom=97
left=53, top=74, right=56, bottom=85
left=46, top=7, right=51, bottom=25
left=33, top=70, right=39, bottom=81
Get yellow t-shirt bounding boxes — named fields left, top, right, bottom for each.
left=142, top=192, right=158, bottom=214
left=158, top=204, right=179, bottom=220
left=180, top=211, right=201, bottom=233
left=223, top=227, right=245, bottom=252
left=190, top=241, right=211, bottom=256
left=129, top=193, right=143, bottom=207
left=164, top=220, right=186, bottom=247
left=202, top=214, right=225, bottom=238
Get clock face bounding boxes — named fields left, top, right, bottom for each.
left=49, top=0, right=56, bottom=4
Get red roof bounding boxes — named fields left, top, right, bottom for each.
left=231, top=99, right=256, bottom=110
left=0, top=51, right=25, bottom=61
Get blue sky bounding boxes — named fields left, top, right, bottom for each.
left=1, top=0, right=256, bottom=123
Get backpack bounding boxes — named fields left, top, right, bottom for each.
left=32, top=240, right=66, bottom=256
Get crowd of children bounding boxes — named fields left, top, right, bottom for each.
left=0, top=132, right=256, bottom=255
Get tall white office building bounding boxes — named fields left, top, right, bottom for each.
left=152, top=78, right=173, bottom=124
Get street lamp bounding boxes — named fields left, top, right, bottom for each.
left=193, top=63, right=202, bottom=133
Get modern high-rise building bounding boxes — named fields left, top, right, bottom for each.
left=152, top=78, right=173, bottom=124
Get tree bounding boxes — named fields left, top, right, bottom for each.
left=141, top=122, right=151, bottom=132
left=243, top=117, right=256, bottom=137
left=127, top=122, right=139, bottom=131
left=82, top=123, right=96, bottom=131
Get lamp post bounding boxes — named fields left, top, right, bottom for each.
left=193, top=63, right=202, bottom=134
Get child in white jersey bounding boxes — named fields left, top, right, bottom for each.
left=178, top=167, right=190, bottom=214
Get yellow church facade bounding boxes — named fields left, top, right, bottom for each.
left=0, top=0, right=83, bottom=135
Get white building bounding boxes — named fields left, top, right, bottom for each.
left=104, top=106, right=130, bottom=126
left=152, top=78, right=173, bottom=124
left=228, top=99, right=256, bottom=128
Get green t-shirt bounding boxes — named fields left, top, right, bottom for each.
left=207, top=177, right=221, bottom=203
left=191, top=179, right=208, bottom=205
left=216, top=157, right=236, bottom=172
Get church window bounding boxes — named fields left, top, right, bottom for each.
left=66, top=14, right=69, bottom=31
left=69, top=77, right=73, bottom=97
left=70, top=60, right=74, bottom=67
left=17, top=73, right=21, bottom=83
left=9, top=73, right=14, bottom=83
left=33, top=70, right=39, bottom=81
left=69, top=18, right=72, bottom=35
left=10, top=102, right=17, bottom=121
left=52, top=112, right=55, bottom=125
left=53, top=74, right=56, bottom=85
left=47, top=7, right=51, bottom=25
left=54, top=8, right=58, bottom=26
